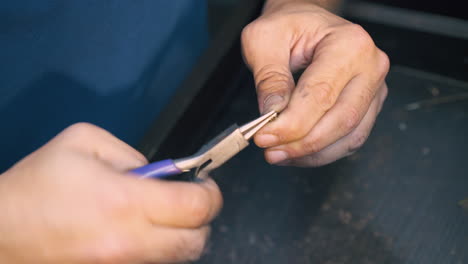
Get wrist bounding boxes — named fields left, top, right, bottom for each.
left=263, top=0, right=342, bottom=13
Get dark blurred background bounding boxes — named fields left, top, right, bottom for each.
left=141, top=0, right=468, bottom=263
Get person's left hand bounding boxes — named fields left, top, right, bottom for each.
left=241, top=0, right=389, bottom=167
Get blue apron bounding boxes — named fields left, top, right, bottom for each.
left=0, top=1, right=209, bottom=172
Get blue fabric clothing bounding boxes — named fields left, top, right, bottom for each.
left=0, top=1, right=208, bottom=172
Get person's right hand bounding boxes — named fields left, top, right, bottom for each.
left=0, top=123, right=222, bottom=264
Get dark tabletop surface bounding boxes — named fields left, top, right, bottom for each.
left=193, top=64, right=468, bottom=264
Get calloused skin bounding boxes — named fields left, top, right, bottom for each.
left=0, top=123, right=222, bottom=264
left=243, top=0, right=389, bottom=166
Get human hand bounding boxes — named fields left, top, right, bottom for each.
left=242, top=0, right=389, bottom=166
left=0, top=123, right=222, bottom=263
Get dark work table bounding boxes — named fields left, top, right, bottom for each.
left=139, top=1, right=468, bottom=263
left=196, top=65, right=468, bottom=264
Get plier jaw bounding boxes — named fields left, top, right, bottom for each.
left=174, top=124, right=249, bottom=179
left=175, top=110, right=278, bottom=179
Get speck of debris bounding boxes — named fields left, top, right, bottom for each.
left=398, top=122, right=407, bottom=131
left=219, top=225, right=229, bottom=233
left=248, top=233, right=257, bottom=245
left=228, top=249, right=237, bottom=262
left=429, top=85, right=440, bottom=97
left=263, top=235, right=275, bottom=248
left=405, top=102, right=420, bottom=111
left=343, top=191, right=354, bottom=200
left=373, top=231, right=382, bottom=237
left=458, top=198, right=468, bottom=210
left=338, top=209, right=352, bottom=225
left=352, top=213, right=375, bottom=231
left=321, top=203, right=331, bottom=211
left=421, top=147, right=431, bottom=156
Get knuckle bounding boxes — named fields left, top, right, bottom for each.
left=348, top=132, right=369, bottom=153
left=381, top=83, right=389, bottom=100
left=346, top=24, right=374, bottom=50
left=377, top=50, right=390, bottom=75
left=241, top=22, right=255, bottom=41
left=241, top=20, right=267, bottom=46
left=241, top=25, right=252, bottom=47
left=255, top=65, right=293, bottom=94
left=65, top=122, right=99, bottom=135
left=187, top=187, right=213, bottom=226
left=341, top=106, right=361, bottom=131
left=61, top=122, right=102, bottom=142
left=281, top=120, right=308, bottom=141
left=188, top=229, right=209, bottom=260
left=175, top=228, right=209, bottom=261
left=302, top=139, right=323, bottom=154
left=88, top=235, right=134, bottom=264
left=306, top=81, right=336, bottom=112
left=208, top=183, right=223, bottom=215
left=308, top=11, right=329, bottom=24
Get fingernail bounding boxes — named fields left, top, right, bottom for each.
left=262, top=95, right=284, bottom=114
left=256, top=134, right=279, bottom=147
left=266, top=150, right=289, bottom=164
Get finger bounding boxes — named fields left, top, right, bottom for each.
left=241, top=21, right=295, bottom=114
left=125, top=177, right=223, bottom=229
left=255, top=25, right=376, bottom=147
left=136, top=226, right=210, bottom=263
left=278, top=84, right=387, bottom=167
left=266, top=76, right=386, bottom=161
left=81, top=226, right=210, bottom=264
left=56, top=123, right=148, bottom=170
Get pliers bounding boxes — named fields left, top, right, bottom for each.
left=131, top=110, right=277, bottom=180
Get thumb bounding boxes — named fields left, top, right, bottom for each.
left=241, top=25, right=295, bottom=114
left=253, top=64, right=295, bottom=114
